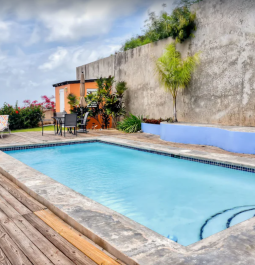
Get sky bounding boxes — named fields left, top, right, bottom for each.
left=0, top=0, right=179, bottom=106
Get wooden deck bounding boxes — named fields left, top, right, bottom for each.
left=0, top=174, right=124, bottom=265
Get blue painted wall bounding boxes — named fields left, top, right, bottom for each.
left=144, top=122, right=255, bottom=154
left=141, top=123, right=160, bottom=136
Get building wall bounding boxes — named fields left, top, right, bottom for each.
left=76, top=0, right=255, bottom=127
left=55, top=82, right=98, bottom=113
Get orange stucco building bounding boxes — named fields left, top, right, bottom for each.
left=53, top=80, right=112, bottom=129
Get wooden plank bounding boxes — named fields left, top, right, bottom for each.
left=0, top=186, right=31, bottom=216
left=0, top=247, right=11, bottom=265
left=24, top=213, right=97, bottom=265
left=0, top=224, right=32, bottom=265
left=35, top=209, right=120, bottom=265
left=0, top=174, right=45, bottom=212
left=0, top=200, right=76, bottom=265
left=0, top=209, right=54, bottom=265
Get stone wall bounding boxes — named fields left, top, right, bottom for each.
left=76, top=0, right=255, bottom=126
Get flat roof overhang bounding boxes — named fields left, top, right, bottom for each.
left=52, top=79, right=97, bottom=87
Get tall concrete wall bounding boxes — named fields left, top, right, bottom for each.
left=76, top=0, right=255, bottom=126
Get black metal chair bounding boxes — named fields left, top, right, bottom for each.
left=39, top=114, right=55, bottom=136
left=54, top=112, right=65, bottom=135
left=63, top=114, right=77, bottom=137
left=78, top=112, right=89, bottom=133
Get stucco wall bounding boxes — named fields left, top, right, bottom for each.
left=76, top=0, right=255, bottom=126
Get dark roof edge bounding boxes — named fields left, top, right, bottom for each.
left=52, top=79, right=97, bottom=87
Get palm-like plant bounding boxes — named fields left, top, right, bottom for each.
left=117, top=114, right=143, bottom=133
left=115, top=81, right=128, bottom=98
left=156, top=43, right=200, bottom=122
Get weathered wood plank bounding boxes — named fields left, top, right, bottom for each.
left=23, top=213, right=97, bottom=265
left=0, top=174, right=45, bottom=212
left=0, top=247, right=11, bottom=265
left=0, top=186, right=31, bottom=216
left=0, top=224, right=32, bottom=265
left=0, top=209, right=54, bottom=265
left=0, top=200, right=76, bottom=265
left=35, top=209, right=120, bottom=265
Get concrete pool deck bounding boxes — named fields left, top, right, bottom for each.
left=0, top=130, right=255, bottom=264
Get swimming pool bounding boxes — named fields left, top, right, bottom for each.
left=6, top=142, right=255, bottom=246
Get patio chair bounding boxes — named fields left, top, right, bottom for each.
left=0, top=115, right=11, bottom=139
left=63, top=114, right=77, bottom=137
left=55, top=111, right=66, bottom=117
left=78, top=112, right=89, bottom=133
left=39, top=114, right=55, bottom=136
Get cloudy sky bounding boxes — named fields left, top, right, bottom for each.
left=0, top=0, right=179, bottom=106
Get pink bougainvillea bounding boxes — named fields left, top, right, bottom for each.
left=23, top=95, right=55, bottom=110
left=41, top=95, right=55, bottom=110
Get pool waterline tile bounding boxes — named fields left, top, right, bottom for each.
left=1, top=139, right=255, bottom=174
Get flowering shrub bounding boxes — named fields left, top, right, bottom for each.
left=23, top=95, right=55, bottom=110
left=41, top=95, right=55, bottom=110
left=0, top=102, right=43, bottom=130
left=0, top=97, right=55, bottom=130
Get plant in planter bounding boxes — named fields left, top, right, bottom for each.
left=143, top=118, right=163, bottom=124
left=143, top=117, right=175, bottom=124
left=156, top=43, right=200, bottom=122
left=117, top=114, right=143, bottom=133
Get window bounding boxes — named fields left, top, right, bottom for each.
left=87, top=89, right=97, bottom=95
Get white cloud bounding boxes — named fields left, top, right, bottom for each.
left=39, top=42, right=121, bottom=72
left=39, top=47, right=68, bottom=70
left=0, top=20, right=11, bottom=43
left=0, top=0, right=173, bottom=106
left=0, top=0, right=157, bottom=43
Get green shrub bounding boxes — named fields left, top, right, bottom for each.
left=117, top=114, right=143, bottom=133
left=122, top=36, right=151, bottom=51
left=0, top=102, right=43, bottom=130
left=121, top=5, right=197, bottom=51
left=167, top=6, right=197, bottom=43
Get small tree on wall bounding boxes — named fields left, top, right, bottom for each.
left=156, top=43, right=200, bottom=122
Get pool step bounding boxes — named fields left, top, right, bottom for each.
left=201, top=206, right=255, bottom=240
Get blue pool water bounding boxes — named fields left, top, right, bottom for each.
left=6, top=142, right=255, bottom=246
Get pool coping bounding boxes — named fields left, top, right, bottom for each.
left=1, top=137, right=255, bottom=264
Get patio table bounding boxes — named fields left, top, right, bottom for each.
left=52, top=116, right=64, bottom=135
left=52, top=116, right=84, bottom=136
